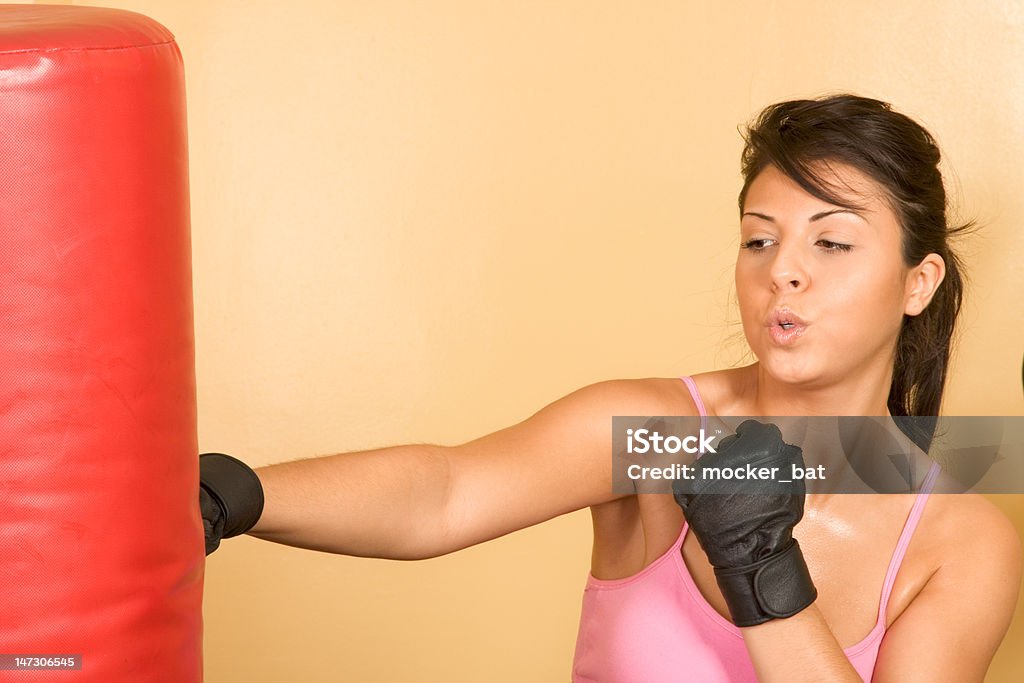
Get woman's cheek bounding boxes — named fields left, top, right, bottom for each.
left=739, top=297, right=770, bottom=352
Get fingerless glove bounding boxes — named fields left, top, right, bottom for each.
left=672, top=419, right=817, bottom=626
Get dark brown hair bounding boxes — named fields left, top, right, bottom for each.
left=736, top=93, right=976, bottom=423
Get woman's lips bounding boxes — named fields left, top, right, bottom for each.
left=766, top=307, right=808, bottom=346
left=768, top=322, right=807, bottom=346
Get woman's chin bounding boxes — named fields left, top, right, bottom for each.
left=755, top=351, right=823, bottom=386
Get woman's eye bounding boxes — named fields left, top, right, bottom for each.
left=817, top=240, right=853, bottom=252
left=740, top=238, right=774, bottom=251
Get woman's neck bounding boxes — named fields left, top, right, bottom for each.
left=744, top=360, right=894, bottom=416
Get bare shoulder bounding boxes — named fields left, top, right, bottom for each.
left=574, top=366, right=757, bottom=432
left=915, top=493, right=1023, bottom=600
left=924, top=493, right=1022, bottom=558
left=574, top=375, right=701, bottom=417
left=684, top=366, right=758, bottom=415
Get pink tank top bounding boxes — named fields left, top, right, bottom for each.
left=571, top=375, right=942, bottom=682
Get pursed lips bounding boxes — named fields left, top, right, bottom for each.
left=766, top=308, right=809, bottom=345
left=767, top=308, right=809, bottom=329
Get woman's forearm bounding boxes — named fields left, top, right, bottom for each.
left=742, top=603, right=862, bottom=682
left=246, top=443, right=454, bottom=560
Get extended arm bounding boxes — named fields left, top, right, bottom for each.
left=208, top=379, right=675, bottom=559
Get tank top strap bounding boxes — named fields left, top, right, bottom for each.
left=679, top=376, right=709, bottom=451
left=875, top=460, right=942, bottom=622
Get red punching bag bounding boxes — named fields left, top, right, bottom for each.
left=0, top=6, right=202, bottom=680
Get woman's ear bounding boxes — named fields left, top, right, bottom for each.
left=903, top=253, right=946, bottom=316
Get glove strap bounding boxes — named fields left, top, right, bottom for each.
left=713, top=539, right=817, bottom=627
left=199, top=452, right=265, bottom=538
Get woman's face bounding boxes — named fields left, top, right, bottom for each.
left=735, top=162, right=936, bottom=388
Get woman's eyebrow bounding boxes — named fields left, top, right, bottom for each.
left=741, top=209, right=866, bottom=223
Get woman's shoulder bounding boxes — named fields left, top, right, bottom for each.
left=906, top=492, right=1023, bottom=607
left=581, top=375, right=699, bottom=417
left=897, top=492, right=1024, bottom=639
left=922, top=492, right=1022, bottom=559
left=681, top=366, right=756, bottom=414
left=592, top=367, right=752, bottom=417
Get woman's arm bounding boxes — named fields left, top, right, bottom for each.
left=742, top=604, right=861, bottom=682
left=248, top=378, right=680, bottom=559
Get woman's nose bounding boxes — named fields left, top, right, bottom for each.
left=769, top=243, right=809, bottom=292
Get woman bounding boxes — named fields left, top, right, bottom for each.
left=200, top=93, right=1022, bottom=681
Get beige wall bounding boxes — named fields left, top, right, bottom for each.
left=25, top=0, right=1023, bottom=680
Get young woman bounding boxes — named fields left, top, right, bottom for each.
left=200, top=94, right=1022, bottom=682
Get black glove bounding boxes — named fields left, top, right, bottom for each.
left=200, top=452, right=265, bottom=555
left=672, top=419, right=817, bottom=627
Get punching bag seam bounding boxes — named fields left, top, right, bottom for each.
left=0, top=40, right=176, bottom=57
